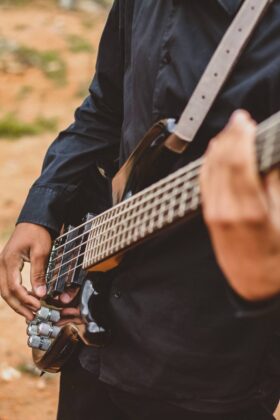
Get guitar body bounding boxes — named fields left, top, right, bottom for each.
left=29, top=110, right=280, bottom=373
left=30, top=118, right=182, bottom=372
left=112, top=119, right=179, bottom=205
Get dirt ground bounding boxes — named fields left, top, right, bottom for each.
left=0, top=2, right=107, bottom=419
left=0, top=2, right=279, bottom=420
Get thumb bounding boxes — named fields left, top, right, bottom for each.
left=30, top=250, right=49, bottom=298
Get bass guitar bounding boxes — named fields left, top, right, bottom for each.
left=27, top=111, right=280, bottom=373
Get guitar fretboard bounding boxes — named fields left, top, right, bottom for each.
left=82, top=111, right=280, bottom=270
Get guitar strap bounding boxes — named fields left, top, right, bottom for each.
left=174, top=0, right=275, bottom=147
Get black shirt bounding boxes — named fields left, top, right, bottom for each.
left=18, top=0, right=280, bottom=413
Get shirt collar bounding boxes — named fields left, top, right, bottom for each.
left=217, top=0, right=243, bottom=16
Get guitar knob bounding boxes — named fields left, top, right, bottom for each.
left=28, top=335, right=52, bottom=351
left=36, top=307, right=60, bottom=323
left=38, top=323, right=61, bottom=338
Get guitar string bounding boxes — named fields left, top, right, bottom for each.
left=44, top=168, right=202, bottom=280
left=49, top=157, right=204, bottom=257
left=42, top=136, right=280, bottom=290
left=85, top=179, right=200, bottom=262
left=44, top=131, right=280, bottom=290
left=45, top=123, right=280, bottom=269
left=44, top=128, right=280, bottom=289
left=48, top=116, right=280, bottom=261
left=51, top=111, right=279, bottom=245
left=38, top=120, right=280, bottom=286
left=43, top=126, right=280, bottom=283
left=44, top=186, right=202, bottom=288
left=46, top=124, right=279, bottom=274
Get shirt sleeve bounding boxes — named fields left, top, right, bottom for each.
left=17, top=0, right=125, bottom=235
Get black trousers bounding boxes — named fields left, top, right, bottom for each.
left=57, top=355, right=276, bottom=420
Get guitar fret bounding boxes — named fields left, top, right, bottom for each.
left=88, top=171, right=201, bottom=266
left=259, top=127, right=280, bottom=173
left=83, top=112, right=280, bottom=269
left=103, top=187, right=202, bottom=263
left=89, top=189, right=189, bottom=265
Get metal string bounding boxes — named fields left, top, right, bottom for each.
left=51, top=119, right=280, bottom=258
left=44, top=115, right=280, bottom=287
left=47, top=124, right=280, bottom=271
left=45, top=185, right=202, bottom=288
left=45, top=167, right=202, bottom=280
left=45, top=132, right=280, bottom=284
left=48, top=110, right=280, bottom=247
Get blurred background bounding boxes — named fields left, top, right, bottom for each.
left=0, top=1, right=279, bottom=420
left=0, top=1, right=110, bottom=418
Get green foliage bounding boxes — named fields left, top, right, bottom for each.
left=66, top=34, right=94, bottom=53
left=0, top=0, right=56, bottom=5
left=94, top=0, right=112, bottom=7
left=0, top=114, right=58, bottom=139
left=0, top=0, right=31, bottom=5
left=16, top=362, right=40, bottom=377
left=15, top=46, right=67, bottom=85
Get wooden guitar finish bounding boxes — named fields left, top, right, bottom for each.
left=32, top=324, right=80, bottom=373
left=30, top=111, right=280, bottom=372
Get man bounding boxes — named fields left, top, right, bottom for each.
left=0, top=1, right=280, bottom=419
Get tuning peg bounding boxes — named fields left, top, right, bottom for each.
left=28, top=335, right=52, bottom=351
left=38, top=323, right=61, bottom=338
left=27, top=324, right=39, bottom=336
left=36, top=307, right=60, bottom=323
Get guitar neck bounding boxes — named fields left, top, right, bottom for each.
left=82, top=111, right=280, bottom=271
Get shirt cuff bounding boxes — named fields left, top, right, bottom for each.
left=17, top=186, right=65, bottom=236
left=226, top=284, right=280, bottom=318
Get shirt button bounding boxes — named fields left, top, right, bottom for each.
left=162, top=51, right=171, bottom=65
left=113, top=291, right=121, bottom=299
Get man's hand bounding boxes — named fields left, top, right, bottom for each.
left=200, top=110, right=280, bottom=301
left=0, top=223, right=52, bottom=320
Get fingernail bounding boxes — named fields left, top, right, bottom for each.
left=60, top=293, right=72, bottom=304
left=231, top=110, right=248, bottom=124
left=35, top=285, right=47, bottom=297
